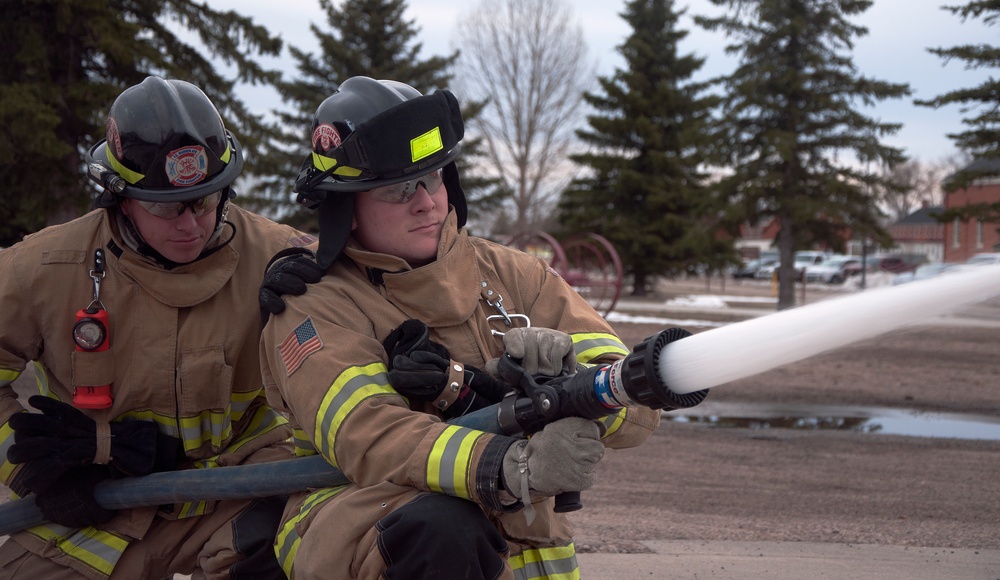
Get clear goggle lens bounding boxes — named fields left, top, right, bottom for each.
left=369, top=170, right=444, bottom=204
left=137, top=191, right=223, bottom=218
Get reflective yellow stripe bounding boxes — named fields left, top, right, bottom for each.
left=31, top=361, right=49, bottom=394
left=26, top=525, right=129, bottom=576
left=599, top=408, right=627, bottom=438
left=224, top=404, right=288, bottom=457
left=118, top=390, right=267, bottom=454
left=510, top=542, right=580, bottom=580
left=0, top=421, right=16, bottom=482
left=571, top=332, right=629, bottom=363
left=230, top=388, right=261, bottom=420
left=105, top=142, right=231, bottom=183
left=0, top=367, right=19, bottom=384
left=315, top=363, right=395, bottom=465
left=275, top=486, right=348, bottom=578
left=105, top=144, right=144, bottom=184
left=310, top=151, right=363, bottom=176
left=427, top=425, right=480, bottom=498
left=292, top=427, right=317, bottom=456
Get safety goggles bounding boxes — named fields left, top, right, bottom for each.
left=137, top=190, right=223, bottom=218
left=368, top=169, right=443, bottom=204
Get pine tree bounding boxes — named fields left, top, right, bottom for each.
left=558, top=0, right=725, bottom=296
left=918, top=1, right=1000, bottom=221
left=696, top=0, right=910, bottom=309
left=0, top=0, right=283, bottom=246
left=250, top=0, right=471, bottom=230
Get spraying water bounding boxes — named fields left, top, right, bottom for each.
left=659, top=265, right=1000, bottom=394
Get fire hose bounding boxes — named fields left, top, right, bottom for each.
left=4, top=264, right=1000, bottom=536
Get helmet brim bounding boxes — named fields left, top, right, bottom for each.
left=303, top=145, right=461, bottom=194
left=86, top=132, right=244, bottom=204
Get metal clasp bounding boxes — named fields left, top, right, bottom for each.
left=88, top=249, right=106, bottom=310
left=485, top=293, right=531, bottom=337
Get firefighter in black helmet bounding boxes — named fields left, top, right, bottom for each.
left=85, top=76, right=245, bottom=266
left=0, top=76, right=315, bottom=578
left=292, top=75, right=468, bottom=268
left=259, top=76, right=660, bottom=579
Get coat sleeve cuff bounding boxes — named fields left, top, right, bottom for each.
left=476, top=434, right=523, bottom=514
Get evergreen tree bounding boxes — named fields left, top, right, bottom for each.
left=250, top=0, right=502, bottom=232
left=696, top=0, right=910, bottom=309
left=558, top=0, right=725, bottom=296
left=918, top=1, right=1000, bottom=222
left=0, top=0, right=283, bottom=246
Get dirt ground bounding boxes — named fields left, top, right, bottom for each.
left=571, top=278, right=1000, bottom=553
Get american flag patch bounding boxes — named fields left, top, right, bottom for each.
left=278, top=317, right=323, bottom=376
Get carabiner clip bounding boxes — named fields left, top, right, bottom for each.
left=87, top=249, right=106, bottom=310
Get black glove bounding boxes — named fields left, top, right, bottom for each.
left=383, top=320, right=512, bottom=417
left=34, top=464, right=117, bottom=529
left=259, top=247, right=325, bottom=323
left=8, top=396, right=181, bottom=494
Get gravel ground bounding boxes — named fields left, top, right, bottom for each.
left=572, top=278, right=1000, bottom=553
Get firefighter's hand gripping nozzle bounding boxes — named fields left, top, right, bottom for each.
left=494, top=327, right=710, bottom=512
left=495, top=327, right=709, bottom=435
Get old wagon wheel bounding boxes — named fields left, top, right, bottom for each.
left=559, top=233, right=623, bottom=317
left=505, top=231, right=568, bottom=273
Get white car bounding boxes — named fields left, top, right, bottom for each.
left=963, top=252, right=1000, bottom=266
left=804, top=256, right=861, bottom=284
left=891, top=262, right=957, bottom=285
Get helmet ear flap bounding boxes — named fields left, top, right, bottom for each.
left=443, top=162, right=467, bottom=228
left=315, top=194, right=355, bottom=269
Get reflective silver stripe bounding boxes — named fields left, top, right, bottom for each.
left=511, top=542, right=580, bottom=580
left=0, top=421, right=16, bottom=481
left=316, top=364, right=393, bottom=461
left=427, top=426, right=479, bottom=497
left=224, top=405, right=287, bottom=456
left=598, top=408, right=627, bottom=438
left=275, top=486, right=347, bottom=576
left=26, top=525, right=129, bottom=576
left=571, top=332, right=628, bottom=363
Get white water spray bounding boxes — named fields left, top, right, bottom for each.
left=660, top=265, right=1000, bottom=394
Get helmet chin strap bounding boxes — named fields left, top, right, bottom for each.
left=114, top=199, right=235, bottom=270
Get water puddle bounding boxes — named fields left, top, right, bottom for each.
left=663, top=401, right=1000, bottom=441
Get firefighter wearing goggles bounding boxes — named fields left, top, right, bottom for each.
left=0, top=76, right=316, bottom=579
left=258, top=76, right=661, bottom=579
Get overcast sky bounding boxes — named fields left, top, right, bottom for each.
left=208, top=0, right=995, bottom=164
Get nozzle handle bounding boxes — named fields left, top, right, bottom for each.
left=554, top=491, right=582, bottom=513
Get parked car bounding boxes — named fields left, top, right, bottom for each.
left=755, top=251, right=828, bottom=281
left=891, top=262, right=958, bottom=285
left=962, top=252, right=1000, bottom=266
left=843, top=254, right=927, bottom=277
left=754, top=259, right=780, bottom=280
left=804, top=255, right=861, bottom=284
left=733, top=259, right=764, bottom=279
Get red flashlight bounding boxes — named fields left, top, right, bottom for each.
left=72, top=306, right=113, bottom=409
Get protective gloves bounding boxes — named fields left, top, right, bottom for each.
left=8, top=396, right=182, bottom=494
left=488, top=327, right=576, bottom=378
left=258, top=248, right=325, bottom=323
left=500, top=417, right=604, bottom=522
left=382, top=319, right=511, bottom=417
left=33, top=464, right=117, bottom=529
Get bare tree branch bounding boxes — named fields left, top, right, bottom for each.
left=453, top=0, right=594, bottom=235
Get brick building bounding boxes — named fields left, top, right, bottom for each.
left=889, top=203, right=944, bottom=263
left=942, top=158, right=1000, bottom=263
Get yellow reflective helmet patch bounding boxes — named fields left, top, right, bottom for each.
left=411, top=127, right=444, bottom=162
